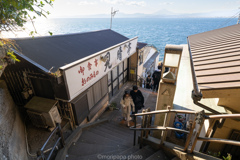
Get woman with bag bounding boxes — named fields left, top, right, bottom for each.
left=120, top=90, right=135, bottom=127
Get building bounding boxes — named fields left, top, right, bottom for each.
left=2, top=29, right=159, bottom=128
left=188, top=24, right=240, bottom=159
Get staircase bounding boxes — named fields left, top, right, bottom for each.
left=65, top=120, right=170, bottom=160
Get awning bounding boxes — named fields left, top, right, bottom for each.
left=143, top=51, right=159, bottom=69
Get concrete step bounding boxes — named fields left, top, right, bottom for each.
left=93, top=125, right=133, bottom=142
left=87, top=127, right=132, bottom=146
left=68, top=142, right=126, bottom=157
left=75, top=130, right=127, bottom=148
left=118, top=145, right=141, bottom=157
left=129, top=145, right=156, bottom=160
left=98, top=123, right=134, bottom=137
left=145, top=150, right=170, bottom=160
left=67, top=147, right=127, bottom=160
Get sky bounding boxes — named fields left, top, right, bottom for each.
left=43, top=0, right=240, bottom=18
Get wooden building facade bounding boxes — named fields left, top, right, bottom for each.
left=2, top=29, right=138, bottom=128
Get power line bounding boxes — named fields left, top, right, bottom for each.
left=217, top=10, right=240, bottom=28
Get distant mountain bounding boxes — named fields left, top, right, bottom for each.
left=57, top=9, right=239, bottom=18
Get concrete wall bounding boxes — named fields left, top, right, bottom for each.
left=208, top=118, right=240, bottom=153
left=0, top=80, right=28, bottom=160
left=218, top=98, right=240, bottom=113
left=206, top=94, right=240, bottom=152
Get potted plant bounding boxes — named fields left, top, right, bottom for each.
left=109, top=102, right=117, bottom=111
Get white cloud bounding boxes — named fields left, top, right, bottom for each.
left=78, top=1, right=97, bottom=5
left=101, top=0, right=146, bottom=7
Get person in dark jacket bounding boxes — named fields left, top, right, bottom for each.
left=152, top=65, right=162, bottom=92
left=146, top=75, right=152, bottom=89
left=130, top=85, right=144, bottom=114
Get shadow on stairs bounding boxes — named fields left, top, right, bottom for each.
left=65, top=120, right=172, bottom=160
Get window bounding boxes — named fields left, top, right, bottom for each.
left=112, top=66, right=118, bottom=80
left=222, top=130, right=240, bottom=160
left=108, top=71, right=111, bottom=85
left=124, top=58, right=128, bottom=70
left=119, top=62, right=123, bottom=74
left=139, top=50, right=144, bottom=65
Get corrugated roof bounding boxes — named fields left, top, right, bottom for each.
left=143, top=51, right=159, bottom=69
left=13, top=29, right=129, bottom=72
left=188, top=24, right=240, bottom=91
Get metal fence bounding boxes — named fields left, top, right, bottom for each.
left=37, top=123, right=65, bottom=160
left=130, top=108, right=240, bottom=153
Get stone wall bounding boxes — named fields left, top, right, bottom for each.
left=0, top=80, right=28, bottom=160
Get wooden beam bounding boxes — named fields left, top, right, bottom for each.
left=201, top=88, right=240, bottom=98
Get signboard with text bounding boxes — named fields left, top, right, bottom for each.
left=61, top=37, right=138, bottom=100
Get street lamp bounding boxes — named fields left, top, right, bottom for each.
left=161, top=45, right=182, bottom=84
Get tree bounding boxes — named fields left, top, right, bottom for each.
left=0, top=0, right=54, bottom=76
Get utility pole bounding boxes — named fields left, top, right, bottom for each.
left=110, top=7, right=119, bottom=29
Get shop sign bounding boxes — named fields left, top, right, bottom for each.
left=61, top=37, right=138, bottom=100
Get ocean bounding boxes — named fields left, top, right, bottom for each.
left=16, top=18, right=238, bottom=59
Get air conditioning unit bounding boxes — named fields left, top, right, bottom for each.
left=25, top=96, right=61, bottom=129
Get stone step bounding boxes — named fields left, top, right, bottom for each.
left=98, top=123, right=134, bottom=137
left=75, top=130, right=127, bottom=148
left=87, top=127, right=132, bottom=146
left=145, top=150, right=170, bottom=160
left=129, top=145, right=156, bottom=160
left=118, top=145, right=141, bottom=157
left=93, top=125, right=133, bottom=142
left=67, top=147, right=128, bottom=160
left=68, top=142, right=126, bottom=157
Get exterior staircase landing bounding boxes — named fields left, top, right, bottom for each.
left=66, top=120, right=170, bottom=160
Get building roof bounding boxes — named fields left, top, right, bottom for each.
left=13, top=29, right=129, bottom=72
left=188, top=24, right=240, bottom=91
left=137, top=42, right=148, bottom=49
left=174, top=45, right=226, bottom=114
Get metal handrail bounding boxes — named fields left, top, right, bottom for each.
left=37, top=123, right=65, bottom=160
left=205, top=114, right=240, bottom=119
left=130, top=126, right=190, bottom=134
left=40, top=126, right=59, bottom=152
left=131, top=109, right=197, bottom=117
left=46, top=137, right=61, bottom=160
left=130, top=109, right=240, bottom=154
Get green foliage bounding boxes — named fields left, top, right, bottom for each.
left=0, top=0, right=54, bottom=33
left=48, top=31, right=53, bottom=36
left=223, top=153, right=232, bottom=160
left=0, top=0, right=54, bottom=75
left=206, top=151, right=221, bottom=158
left=7, top=50, right=20, bottom=62
left=110, top=102, right=117, bottom=108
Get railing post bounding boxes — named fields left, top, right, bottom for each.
left=145, top=108, right=151, bottom=138
left=140, top=109, right=146, bottom=149
left=160, top=106, right=170, bottom=145
left=190, top=110, right=205, bottom=153
left=56, top=123, right=65, bottom=147
left=184, top=116, right=197, bottom=152
left=133, top=115, right=136, bottom=146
